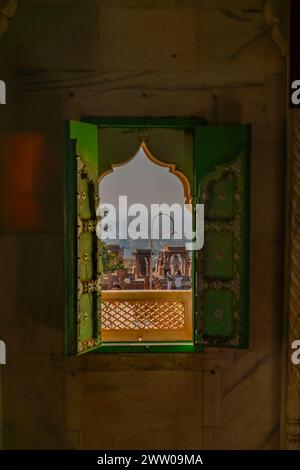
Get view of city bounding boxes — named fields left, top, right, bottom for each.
left=98, top=146, right=193, bottom=291
left=101, top=243, right=192, bottom=291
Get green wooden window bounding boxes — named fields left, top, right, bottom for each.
left=65, top=118, right=250, bottom=355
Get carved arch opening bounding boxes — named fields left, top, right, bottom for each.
left=98, top=140, right=193, bottom=206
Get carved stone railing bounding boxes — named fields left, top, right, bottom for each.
left=101, top=289, right=193, bottom=343
left=286, top=110, right=300, bottom=449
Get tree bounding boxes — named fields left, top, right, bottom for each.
left=98, top=206, right=124, bottom=273
left=100, top=242, right=124, bottom=273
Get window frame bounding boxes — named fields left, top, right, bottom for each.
left=65, top=117, right=250, bottom=355
left=86, top=117, right=203, bottom=353
left=65, top=117, right=205, bottom=354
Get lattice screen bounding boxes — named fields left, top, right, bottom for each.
left=102, top=300, right=185, bottom=330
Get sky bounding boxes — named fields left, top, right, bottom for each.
left=98, top=147, right=192, bottom=249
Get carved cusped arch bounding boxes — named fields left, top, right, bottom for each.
left=98, top=140, right=193, bottom=205
left=141, top=142, right=192, bottom=205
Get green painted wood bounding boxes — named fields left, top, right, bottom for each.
left=65, top=120, right=102, bottom=355
left=93, top=344, right=200, bottom=353
left=64, top=126, right=77, bottom=356
left=195, top=125, right=251, bottom=348
left=203, top=232, right=234, bottom=280
left=84, top=117, right=205, bottom=128
left=203, top=290, right=233, bottom=337
left=206, top=174, right=237, bottom=220
left=70, top=120, right=99, bottom=179
left=65, top=119, right=250, bottom=354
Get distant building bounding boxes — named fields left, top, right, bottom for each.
left=156, top=246, right=191, bottom=277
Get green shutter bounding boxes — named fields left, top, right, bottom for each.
left=195, top=125, right=250, bottom=348
left=65, top=120, right=102, bottom=355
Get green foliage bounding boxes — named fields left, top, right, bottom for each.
left=101, top=242, right=124, bottom=273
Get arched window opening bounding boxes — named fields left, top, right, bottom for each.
left=97, top=143, right=193, bottom=342
left=98, top=143, right=193, bottom=292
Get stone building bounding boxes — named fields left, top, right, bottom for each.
left=0, top=0, right=297, bottom=451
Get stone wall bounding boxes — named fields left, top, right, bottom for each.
left=0, top=0, right=287, bottom=449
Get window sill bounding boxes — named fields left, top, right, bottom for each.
left=58, top=348, right=236, bottom=373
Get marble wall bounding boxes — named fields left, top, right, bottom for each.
left=0, top=0, right=287, bottom=449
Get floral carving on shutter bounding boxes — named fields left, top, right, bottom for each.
left=77, top=157, right=102, bottom=353
left=196, top=155, right=244, bottom=347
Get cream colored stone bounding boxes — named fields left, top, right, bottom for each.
left=2, top=355, right=66, bottom=449
left=250, top=144, right=284, bottom=244
left=3, top=3, right=99, bottom=69
left=64, top=431, right=80, bottom=450
left=0, top=0, right=288, bottom=452
left=99, top=7, right=197, bottom=71
left=220, top=353, right=280, bottom=449
left=64, top=373, right=83, bottom=432
left=198, top=9, right=285, bottom=75
left=0, top=235, right=64, bottom=354
left=81, top=371, right=203, bottom=449
left=202, top=370, right=221, bottom=427
left=249, top=242, right=283, bottom=353
left=0, top=13, right=9, bottom=38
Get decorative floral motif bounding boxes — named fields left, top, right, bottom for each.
left=76, top=155, right=102, bottom=352
left=0, top=0, right=17, bottom=39
left=197, top=155, right=243, bottom=347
